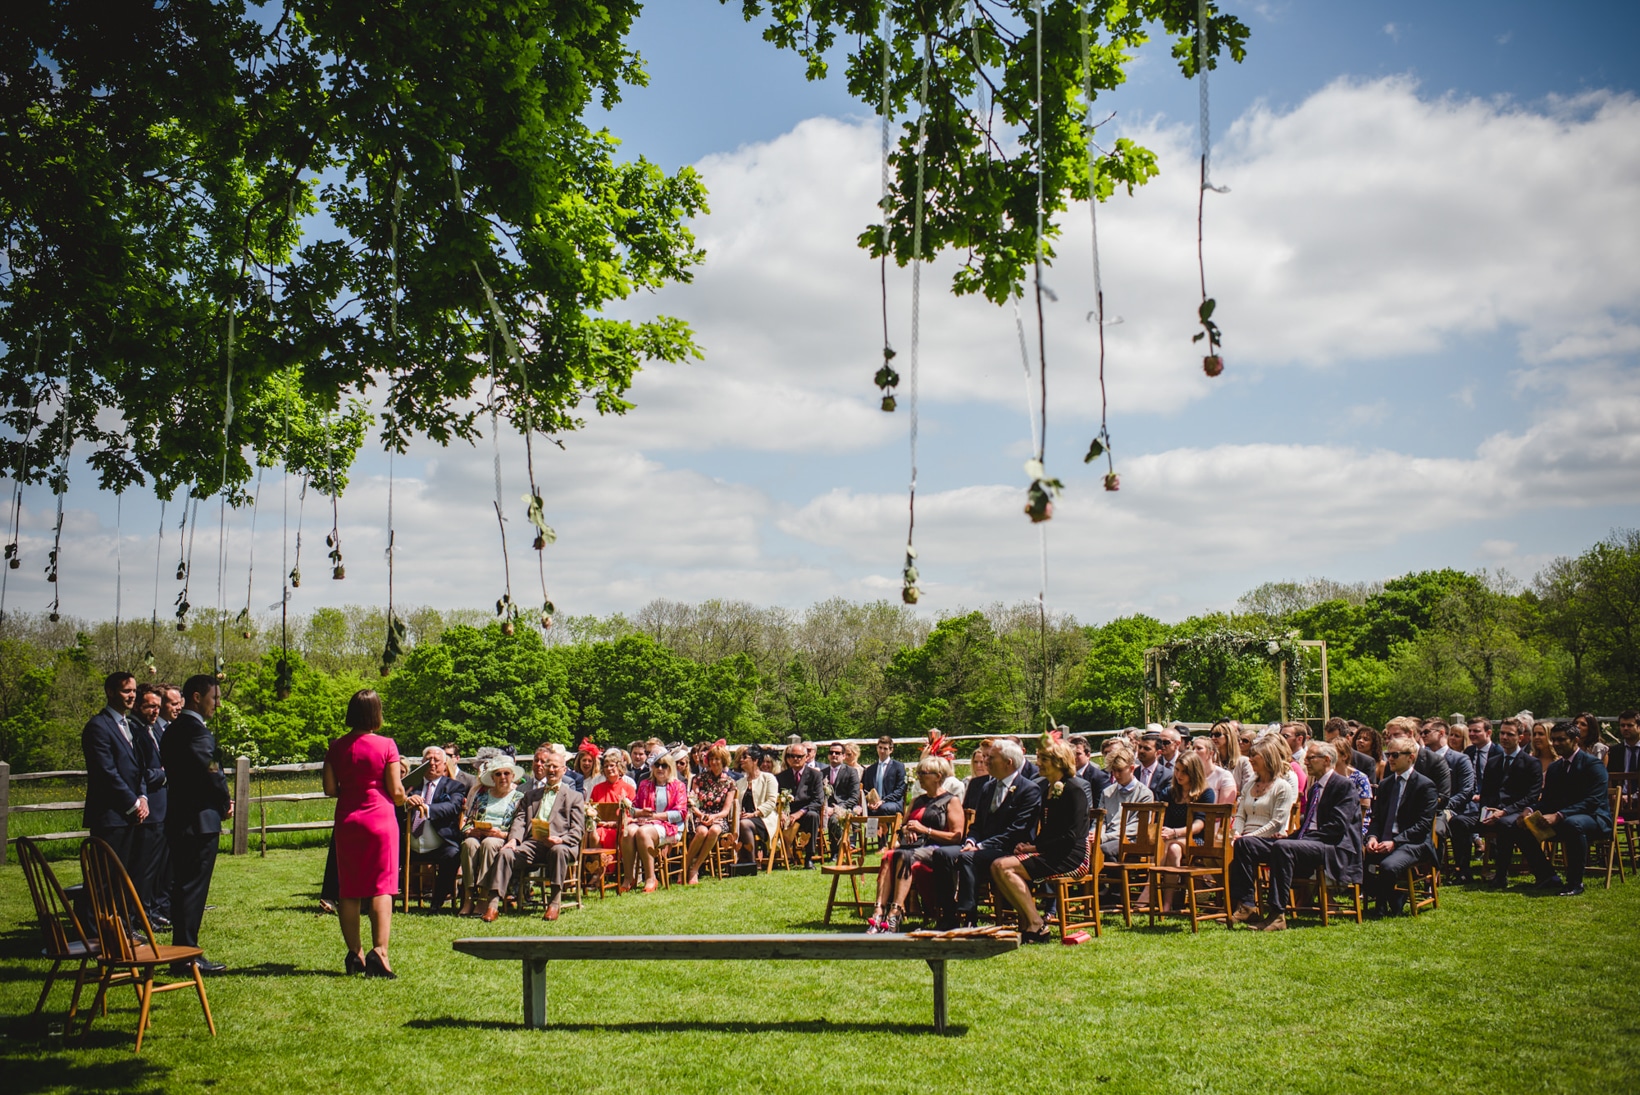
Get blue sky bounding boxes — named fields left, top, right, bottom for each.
left=9, top=1, right=1640, bottom=630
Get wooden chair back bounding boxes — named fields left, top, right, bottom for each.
left=79, top=838, right=161, bottom=966
left=1285, top=797, right=1303, bottom=835
left=1182, top=803, right=1236, bottom=869
left=18, top=835, right=88, bottom=959
left=1113, top=801, right=1165, bottom=865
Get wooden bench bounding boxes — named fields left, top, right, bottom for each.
left=451, top=933, right=1017, bottom=1034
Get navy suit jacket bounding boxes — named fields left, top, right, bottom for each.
left=133, top=717, right=168, bottom=827
left=1467, top=742, right=1507, bottom=806
left=1493, top=749, right=1543, bottom=815
left=1138, top=762, right=1173, bottom=802
left=397, top=774, right=467, bottom=846
left=1414, top=748, right=1451, bottom=807
left=969, top=774, right=1044, bottom=855
left=1368, top=769, right=1439, bottom=849
left=862, top=759, right=907, bottom=812
left=962, top=774, right=992, bottom=813
left=1283, top=772, right=1363, bottom=884
left=777, top=765, right=825, bottom=818
left=1439, top=750, right=1475, bottom=814
left=160, top=710, right=231, bottom=836
left=1539, top=750, right=1611, bottom=826
left=82, top=708, right=147, bottom=830
left=1074, top=761, right=1111, bottom=808
left=1608, top=741, right=1640, bottom=775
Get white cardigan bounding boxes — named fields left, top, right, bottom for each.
left=735, top=771, right=779, bottom=831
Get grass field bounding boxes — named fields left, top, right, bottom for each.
left=3, top=844, right=1637, bottom=1095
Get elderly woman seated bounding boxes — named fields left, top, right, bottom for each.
left=989, top=737, right=1091, bottom=943
left=457, top=757, right=525, bottom=920
left=684, top=744, right=737, bottom=884
left=866, top=755, right=965, bottom=933
left=624, top=751, right=685, bottom=892
left=734, top=745, right=779, bottom=873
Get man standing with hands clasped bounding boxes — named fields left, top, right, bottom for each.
left=160, top=674, right=232, bottom=974
left=82, top=672, right=154, bottom=906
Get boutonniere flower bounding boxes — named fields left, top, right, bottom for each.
left=1049, top=781, right=1064, bottom=800
left=1005, top=784, right=1016, bottom=798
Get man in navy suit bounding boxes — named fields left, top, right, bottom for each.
left=1134, top=734, right=1172, bottom=801
left=1363, top=735, right=1440, bottom=916
left=1069, top=735, right=1110, bottom=807
left=132, top=683, right=172, bottom=926
left=862, top=736, right=906, bottom=816
left=160, top=674, right=231, bottom=973
left=1498, top=720, right=1611, bottom=896
left=82, top=672, right=152, bottom=897
left=1229, top=741, right=1362, bottom=931
left=1446, top=718, right=1506, bottom=882
left=399, top=745, right=467, bottom=912
left=1609, top=710, right=1640, bottom=775
left=930, top=739, right=1042, bottom=929
left=776, top=743, right=825, bottom=867
left=1423, top=720, right=1474, bottom=814
left=1473, top=718, right=1544, bottom=886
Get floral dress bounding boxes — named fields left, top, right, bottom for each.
left=692, top=771, right=735, bottom=830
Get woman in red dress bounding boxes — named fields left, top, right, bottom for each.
left=323, top=690, right=406, bottom=978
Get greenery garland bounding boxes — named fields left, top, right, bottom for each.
left=1141, top=628, right=1309, bottom=724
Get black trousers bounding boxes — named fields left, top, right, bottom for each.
left=138, top=823, right=172, bottom=918
left=930, top=844, right=1007, bottom=919
left=410, top=842, right=461, bottom=908
left=1364, top=841, right=1435, bottom=906
left=90, top=823, right=154, bottom=912
left=168, top=830, right=220, bottom=951
left=1511, top=812, right=1605, bottom=888
left=1445, top=810, right=1484, bottom=872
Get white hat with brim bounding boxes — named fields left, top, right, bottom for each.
left=479, top=761, right=525, bottom=787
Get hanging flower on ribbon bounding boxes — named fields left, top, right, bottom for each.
left=900, top=543, right=920, bottom=605
left=875, top=347, right=900, bottom=413
left=1023, top=460, right=1064, bottom=524
left=522, top=492, right=556, bottom=552
left=495, top=593, right=520, bottom=636
left=1195, top=298, right=1224, bottom=376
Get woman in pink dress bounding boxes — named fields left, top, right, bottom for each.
left=323, top=690, right=406, bottom=978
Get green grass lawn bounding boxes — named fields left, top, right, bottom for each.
left=3, top=846, right=1637, bottom=1095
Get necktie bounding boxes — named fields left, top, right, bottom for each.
left=991, top=779, right=1007, bottom=811
left=1300, top=781, right=1321, bottom=835
left=1379, top=775, right=1401, bottom=836
left=1472, top=748, right=1484, bottom=782
left=876, top=766, right=886, bottom=795
left=117, top=715, right=132, bottom=746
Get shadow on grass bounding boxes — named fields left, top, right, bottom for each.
left=405, top=1015, right=967, bottom=1036
left=218, top=962, right=353, bottom=979
left=0, top=1021, right=172, bottom=1094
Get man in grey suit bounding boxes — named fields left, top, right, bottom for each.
left=497, top=744, right=585, bottom=920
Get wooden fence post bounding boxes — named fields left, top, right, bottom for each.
left=232, top=756, right=250, bottom=856
left=0, top=761, right=9, bottom=866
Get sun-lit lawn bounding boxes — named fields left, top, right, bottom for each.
left=3, top=843, right=1637, bottom=1095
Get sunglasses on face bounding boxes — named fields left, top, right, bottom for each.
left=1211, top=731, right=1225, bottom=738
left=1384, top=750, right=1410, bottom=758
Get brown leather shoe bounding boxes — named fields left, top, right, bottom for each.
left=481, top=906, right=499, bottom=923
left=543, top=903, right=560, bottom=921
left=1228, top=904, right=1261, bottom=926
left=1257, top=913, right=1287, bottom=932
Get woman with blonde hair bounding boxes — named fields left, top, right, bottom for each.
left=1234, top=737, right=1297, bottom=839
left=625, top=752, right=685, bottom=892
left=865, top=755, right=965, bottom=934
left=989, top=738, right=1091, bottom=942
left=1141, top=750, right=1216, bottom=912
left=1194, top=735, right=1240, bottom=806
left=1211, top=720, right=1254, bottom=791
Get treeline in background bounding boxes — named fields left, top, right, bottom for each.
left=1, top=529, right=1636, bottom=771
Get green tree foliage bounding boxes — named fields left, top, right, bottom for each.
left=381, top=623, right=570, bottom=754
left=884, top=611, right=1019, bottom=736
left=1060, top=614, right=1168, bottom=731
left=1, top=0, right=707, bottom=500
left=1357, top=569, right=1484, bottom=660
left=215, top=649, right=366, bottom=764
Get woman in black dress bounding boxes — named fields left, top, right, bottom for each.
left=990, top=737, right=1090, bottom=943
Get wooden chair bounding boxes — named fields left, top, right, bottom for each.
left=1052, top=810, right=1106, bottom=939
left=1288, top=864, right=1364, bottom=925
left=1596, top=786, right=1626, bottom=889
left=400, top=813, right=440, bottom=912
left=17, top=835, right=100, bottom=1024
left=78, top=838, right=216, bottom=1053
left=1393, top=861, right=1439, bottom=916
left=820, top=815, right=900, bottom=924
left=766, top=814, right=797, bottom=873
left=1146, top=803, right=1236, bottom=933
left=580, top=802, right=624, bottom=899
left=1102, top=801, right=1165, bottom=927
left=1609, top=774, right=1638, bottom=876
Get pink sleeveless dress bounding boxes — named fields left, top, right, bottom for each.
left=327, top=730, right=401, bottom=899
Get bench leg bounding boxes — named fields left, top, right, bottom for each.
left=522, top=958, right=548, bottom=1028
left=925, top=958, right=947, bottom=1034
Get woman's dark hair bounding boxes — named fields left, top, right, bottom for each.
left=1354, top=725, right=1383, bottom=761
left=346, top=689, right=383, bottom=731
left=1574, top=713, right=1602, bottom=746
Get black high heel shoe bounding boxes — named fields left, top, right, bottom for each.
left=363, top=950, right=397, bottom=979
left=345, top=951, right=366, bottom=975
left=1021, top=926, right=1054, bottom=945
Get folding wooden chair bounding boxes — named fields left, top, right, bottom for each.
left=1610, top=774, right=1638, bottom=876
left=1147, top=803, right=1236, bottom=932
left=1052, top=811, right=1106, bottom=939
left=79, top=838, right=216, bottom=1053
left=1102, top=801, right=1165, bottom=927
left=1595, top=786, right=1626, bottom=889
left=17, top=835, right=100, bottom=1024
left=1393, top=861, right=1439, bottom=916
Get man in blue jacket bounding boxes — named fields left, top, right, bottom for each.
left=862, top=736, right=906, bottom=816
left=82, top=672, right=152, bottom=899
left=1499, top=720, right=1611, bottom=897
left=160, top=674, right=231, bottom=973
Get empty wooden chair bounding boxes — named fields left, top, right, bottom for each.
left=79, top=838, right=216, bottom=1053
left=17, top=835, right=100, bottom=1024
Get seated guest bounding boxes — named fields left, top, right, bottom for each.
left=1229, top=741, right=1362, bottom=930
left=863, top=735, right=907, bottom=816
left=497, top=744, right=584, bottom=920
left=589, top=750, right=635, bottom=850
left=1333, top=738, right=1373, bottom=834
left=1529, top=719, right=1558, bottom=777
left=733, top=746, right=780, bottom=872
left=1069, top=735, right=1110, bottom=804
left=990, top=738, right=1091, bottom=942
left=1608, top=710, right=1639, bottom=775
left=821, top=741, right=862, bottom=855
left=684, top=744, right=737, bottom=884
left=1452, top=718, right=1539, bottom=883
left=1098, top=744, right=1156, bottom=859
left=1574, top=713, right=1609, bottom=765
left=399, top=746, right=467, bottom=912
left=1422, top=719, right=1473, bottom=813
left=962, top=741, right=993, bottom=809
left=919, top=732, right=965, bottom=798
left=776, top=741, right=825, bottom=867
left=1492, top=720, right=1610, bottom=896
left=1141, top=751, right=1216, bottom=912
left=1362, top=736, right=1439, bottom=916
left=930, top=739, right=1043, bottom=929
left=1133, top=733, right=1172, bottom=800
left=867, top=756, right=966, bottom=933
left=570, top=741, right=600, bottom=792
left=457, top=758, right=524, bottom=919
left=1234, top=737, right=1298, bottom=840
left=1192, top=736, right=1238, bottom=806
left=1211, top=721, right=1254, bottom=793
left=1354, top=725, right=1385, bottom=782
left=627, top=741, right=649, bottom=784
left=624, top=753, right=685, bottom=893
left=445, top=742, right=477, bottom=792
